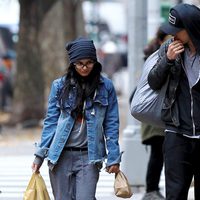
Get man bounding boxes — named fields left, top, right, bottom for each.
left=148, top=3, right=200, bottom=200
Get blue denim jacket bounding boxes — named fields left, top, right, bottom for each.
left=35, top=75, right=121, bottom=167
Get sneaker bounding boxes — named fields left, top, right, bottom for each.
left=142, top=191, right=165, bottom=200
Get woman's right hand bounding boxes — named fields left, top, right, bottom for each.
left=31, top=162, right=40, bottom=173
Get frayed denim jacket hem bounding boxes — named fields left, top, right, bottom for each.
left=34, top=75, right=121, bottom=168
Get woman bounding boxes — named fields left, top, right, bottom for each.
left=32, top=37, right=121, bottom=200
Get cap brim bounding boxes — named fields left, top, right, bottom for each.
left=160, top=22, right=183, bottom=35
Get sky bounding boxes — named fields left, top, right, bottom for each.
left=83, top=1, right=127, bottom=34
left=0, top=0, right=127, bottom=34
left=0, top=0, right=19, bottom=32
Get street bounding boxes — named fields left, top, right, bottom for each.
left=0, top=153, right=194, bottom=200
left=0, top=155, right=144, bottom=200
left=0, top=125, right=144, bottom=200
left=0, top=156, right=119, bottom=200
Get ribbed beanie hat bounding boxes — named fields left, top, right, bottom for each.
left=66, top=37, right=97, bottom=63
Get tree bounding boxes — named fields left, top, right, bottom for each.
left=11, top=0, right=85, bottom=126
left=40, top=0, right=85, bottom=87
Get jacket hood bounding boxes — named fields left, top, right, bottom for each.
left=175, top=4, right=200, bottom=53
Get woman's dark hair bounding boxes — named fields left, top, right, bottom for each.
left=59, top=61, right=102, bottom=118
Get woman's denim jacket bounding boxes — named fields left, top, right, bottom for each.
left=35, top=75, right=121, bottom=167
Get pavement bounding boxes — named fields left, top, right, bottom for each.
left=0, top=125, right=145, bottom=200
left=0, top=111, right=147, bottom=200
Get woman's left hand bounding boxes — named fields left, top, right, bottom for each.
left=106, top=164, right=120, bottom=174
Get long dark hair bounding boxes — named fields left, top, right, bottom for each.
left=59, top=62, right=102, bottom=118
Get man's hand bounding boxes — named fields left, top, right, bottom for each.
left=167, top=39, right=184, bottom=61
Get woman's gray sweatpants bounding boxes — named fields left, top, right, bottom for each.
left=49, top=150, right=99, bottom=200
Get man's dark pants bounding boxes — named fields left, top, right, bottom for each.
left=164, top=132, right=200, bottom=200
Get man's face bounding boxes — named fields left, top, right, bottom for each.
left=174, top=30, right=190, bottom=44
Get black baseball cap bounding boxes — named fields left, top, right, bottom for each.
left=161, top=7, right=184, bottom=35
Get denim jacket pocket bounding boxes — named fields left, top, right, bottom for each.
left=94, top=94, right=108, bottom=106
left=56, top=99, right=73, bottom=115
left=93, top=94, right=108, bottom=117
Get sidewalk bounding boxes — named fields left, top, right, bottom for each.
left=0, top=125, right=145, bottom=200
left=0, top=78, right=195, bottom=200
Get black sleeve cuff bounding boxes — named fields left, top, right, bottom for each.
left=166, top=57, right=175, bottom=65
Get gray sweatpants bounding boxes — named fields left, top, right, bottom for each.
left=49, top=150, right=99, bottom=200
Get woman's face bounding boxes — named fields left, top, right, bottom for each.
left=74, top=59, right=95, bottom=77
